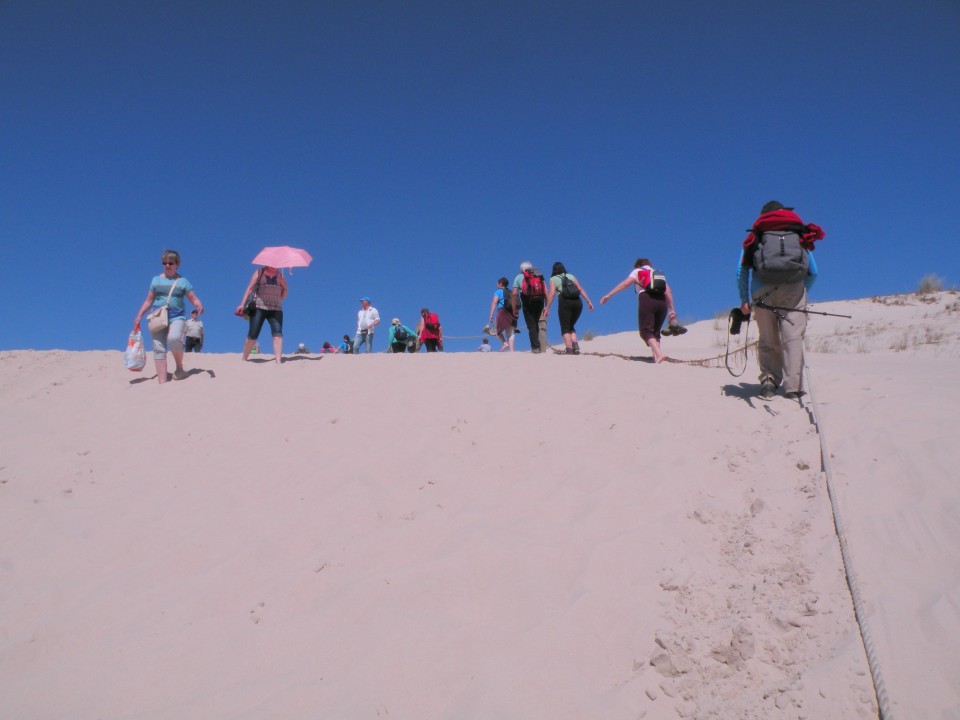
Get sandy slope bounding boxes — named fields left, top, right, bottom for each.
left=1, top=291, right=957, bottom=719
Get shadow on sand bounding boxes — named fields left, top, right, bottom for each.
left=129, top=367, right=216, bottom=385
left=281, top=355, right=324, bottom=363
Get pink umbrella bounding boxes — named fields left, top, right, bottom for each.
left=251, top=246, right=313, bottom=269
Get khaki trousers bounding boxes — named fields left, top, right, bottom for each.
left=752, top=284, right=807, bottom=394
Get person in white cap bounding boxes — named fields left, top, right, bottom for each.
left=388, top=318, right=417, bottom=353
left=512, top=261, right=548, bottom=352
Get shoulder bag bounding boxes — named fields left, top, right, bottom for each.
left=147, top=278, right=180, bottom=334
left=243, top=270, right=264, bottom=317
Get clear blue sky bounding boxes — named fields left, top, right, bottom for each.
left=3, top=1, right=958, bottom=352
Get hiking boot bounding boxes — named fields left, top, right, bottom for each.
left=564, top=347, right=575, bottom=354
left=784, top=390, right=806, bottom=400
left=572, top=342, right=580, bottom=355
left=760, top=380, right=777, bottom=399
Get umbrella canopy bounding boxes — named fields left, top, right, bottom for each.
left=251, top=246, right=313, bottom=269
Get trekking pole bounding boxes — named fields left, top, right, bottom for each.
left=754, top=299, right=852, bottom=320
left=753, top=298, right=793, bottom=324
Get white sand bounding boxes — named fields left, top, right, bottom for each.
left=1, top=291, right=957, bottom=719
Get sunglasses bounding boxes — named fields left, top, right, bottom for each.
left=163, top=261, right=177, bottom=266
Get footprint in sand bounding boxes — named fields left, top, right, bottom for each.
left=249, top=601, right=266, bottom=624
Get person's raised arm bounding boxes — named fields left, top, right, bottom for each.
left=600, top=276, right=634, bottom=305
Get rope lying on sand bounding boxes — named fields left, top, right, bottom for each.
left=667, top=340, right=758, bottom=368
left=803, top=366, right=895, bottom=720
left=441, top=338, right=760, bottom=368
left=562, top=341, right=758, bottom=368
left=532, top=333, right=897, bottom=715
left=449, top=324, right=760, bottom=369
left=578, top=349, right=895, bottom=717
left=493, top=335, right=895, bottom=715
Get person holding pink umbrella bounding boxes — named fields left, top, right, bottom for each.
left=236, top=265, right=288, bottom=364
left=235, top=246, right=309, bottom=364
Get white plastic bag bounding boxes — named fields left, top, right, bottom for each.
left=125, top=325, right=146, bottom=372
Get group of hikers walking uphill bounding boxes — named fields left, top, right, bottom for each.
left=490, top=259, right=677, bottom=361
left=489, top=263, right=597, bottom=355
left=134, top=198, right=825, bottom=402
left=487, top=198, right=824, bottom=399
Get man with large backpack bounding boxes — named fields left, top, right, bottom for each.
left=737, top=200, right=824, bottom=400
left=512, top=261, right=549, bottom=353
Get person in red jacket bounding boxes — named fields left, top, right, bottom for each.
left=416, top=307, right=443, bottom=352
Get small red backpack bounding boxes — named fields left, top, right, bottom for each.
left=521, top=269, right=546, bottom=297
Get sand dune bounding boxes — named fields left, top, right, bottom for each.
left=1, top=292, right=958, bottom=719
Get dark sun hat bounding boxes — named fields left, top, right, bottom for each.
left=761, top=200, right=794, bottom=214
